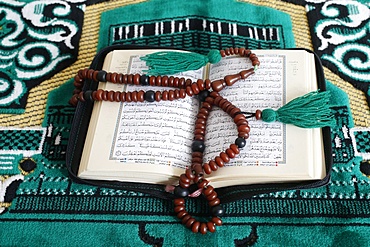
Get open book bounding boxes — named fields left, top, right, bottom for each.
left=77, top=48, right=328, bottom=188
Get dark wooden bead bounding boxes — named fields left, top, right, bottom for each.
left=207, top=222, right=216, bottom=233
left=168, top=76, right=174, bottom=87
left=192, top=221, right=201, bottom=233
left=181, top=215, right=192, bottom=225
left=149, top=76, right=155, bottom=86
left=185, top=168, right=195, bottom=180
left=101, top=90, right=108, bottom=101
left=255, top=109, right=262, bottom=120
left=238, top=47, right=245, bottom=56
left=207, top=191, right=218, bottom=201
left=87, top=69, right=95, bottom=80
left=212, top=217, right=222, bottom=226
left=174, top=89, right=180, bottom=99
left=230, top=144, right=240, bottom=154
left=179, top=89, right=186, bottom=98
left=211, top=79, right=225, bottom=92
left=192, top=140, right=205, bottom=152
left=240, top=68, right=255, bottom=79
left=209, top=160, right=218, bottom=171
left=180, top=174, right=190, bottom=184
left=211, top=205, right=224, bottom=216
left=192, top=163, right=203, bottom=177
left=119, top=92, right=126, bottom=102
left=201, top=102, right=212, bottom=111
left=235, top=137, right=246, bottom=148
left=174, top=205, right=185, bottom=213
left=95, top=89, right=103, bottom=101
left=197, top=179, right=209, bottom=189
left=192, top=156, right=203, bottom=164
left=140, top=75, right=149, bottom=86
left=177, top=210, right=188, bottom=219
left=238, top=125, right=250, bottom=133
left=205, top=96, right=215, bottom=105
left=225, top=48, right=230, bottom=55
left=215, top=156, right=224, bottom=167
left=194, top=127, right=205, bottom=135
left=200, top=223, right=208, bottom=235
left=133, top=74, right=140, bottom=85
left=238, top=132, right=250, bottom=139
left=117, top=73, right=123, bottom=84
left=214, top=96, right=223, bottom=106
left=199, top=108, right=209, bottom=116
left=195, top=118, right=206, bottom=125
left=229, top=47, right=235, bottom=55
left=179, top=180, right=190, bottom=188
left=224, top=73, right=241, bottom=86
left=114, top=91, right=121, bottom=102
left=220, top=152, right=230, bottom=163
left=144, top=90, right=155, bottom=102
left=203, top=186, right=214, bottom=196
left=236, top=119, right=249, bottom=126
left=226, top=148, right=236, bottom=158
left=155, top=91, right=161, bottom=102
left=191, top=83, right=200, bottom=95
left=185, top=218, right=196, bottom=228
left=194, top=134, right=204, bottom=141
left=209, top=196, right=222, bottom=206
left=162, top=91, right=168, bottom=101
left=205, top=79, right=211, bottom=90
left=253, top=60, right=260, bottom=67
left=203, top=163, right=212, bottom=175
left=125, top=92, right=132, bottom=102
left=234, top=113, right=246, bottom=124
left=162, top=76, right=168, bottom=87
left=185, top=86, right=194, bottom=96
left=220, top=50, right=226, bottom=57
left=174, top=186, right=189, bottom=197
left=131, top=91, right=138, bottom=102
left=121, top=74, right=127, bottom=84
left=137, top=90, right=145, bottom=102
left=69, top=94, right=78, bottom=106
left=192, top=152, right=203, bottom=158
left=173, top=77, right=179, bottom=88
left=111, top=72, right=118, bottom=83
left=155, top=76, right=162, bottom=86
left=185, top=78, right=192, bottom=87
left=168, top=90, right=175, bottom=101
left=197, top=79, right=205, bottom=91
left=78, top=92, right=85, bottom=102
left=230, top=107, right=241, bottom=117
left=174, top=198, right=185, bottom=206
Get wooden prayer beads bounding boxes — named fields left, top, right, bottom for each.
left=69, top=48, right=259, bottom=106
left=70, top=47, right=259, bottom=234
left=173, top=92, right=249, bottom=234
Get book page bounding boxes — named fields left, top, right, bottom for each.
left=203, top=50, right=324, bottom=186
left=110, top=55, right=202, bottom=170
left=205, top=54, right=286, bottom=165
left=79, top=50, right=203, bottom=183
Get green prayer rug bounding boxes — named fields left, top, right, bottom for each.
left=1, top=0, right=370, bottom=246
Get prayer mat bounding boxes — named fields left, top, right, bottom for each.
left=1, top=0, right=370, bottom=246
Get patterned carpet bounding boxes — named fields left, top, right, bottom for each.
left=1, top=0, right=370, bottom=246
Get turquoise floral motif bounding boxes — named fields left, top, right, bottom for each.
left=0, top=0, right=85, bottom=112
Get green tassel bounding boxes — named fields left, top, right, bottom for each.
left=261, top=91, right=336, bottom=128
left=141, top=49, right=221, bottom=75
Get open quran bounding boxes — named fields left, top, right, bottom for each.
left=77, top=48, right=328, bottom=188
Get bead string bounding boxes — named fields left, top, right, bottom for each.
left=70, top=48, right=260, bottom=234
left=69, top=48, right=259, bottom=106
